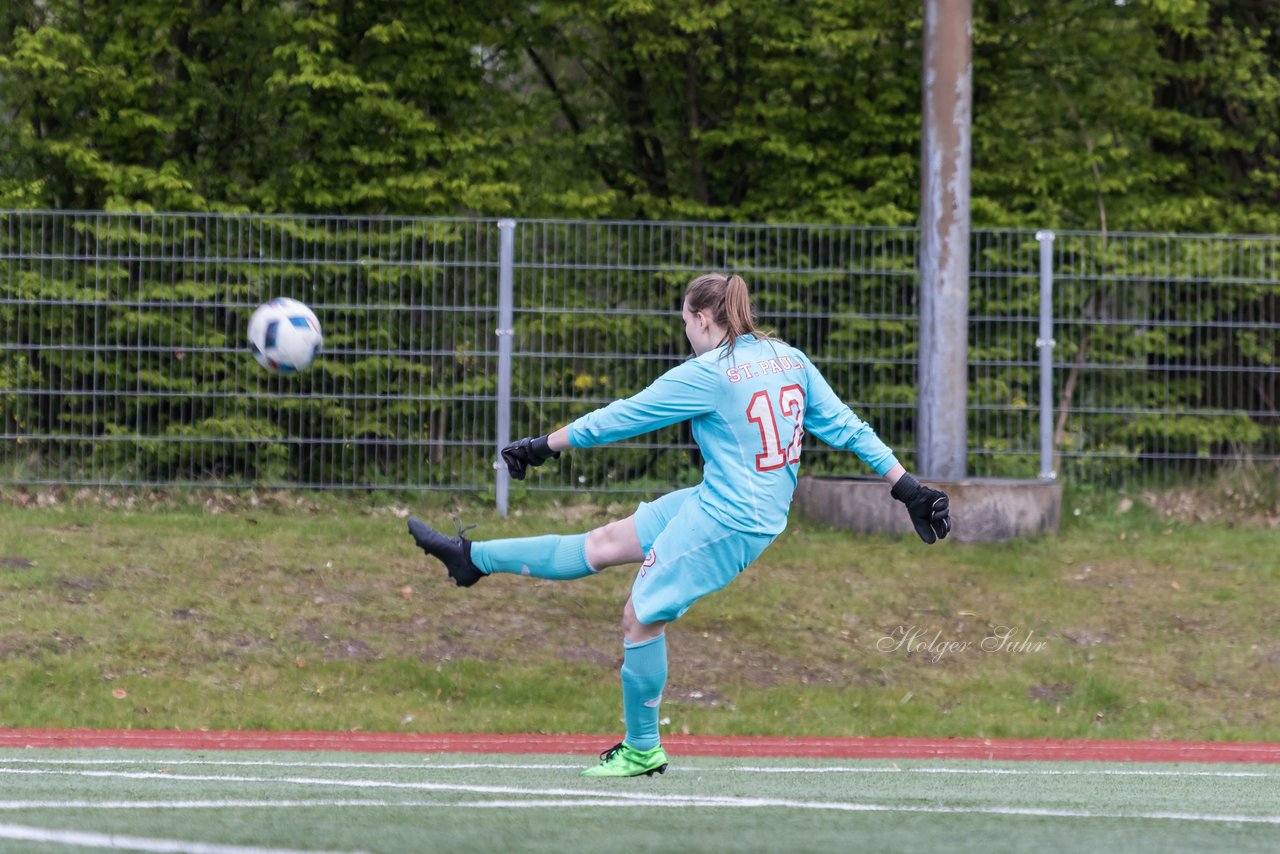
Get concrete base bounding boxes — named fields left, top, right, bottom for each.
left=794, top=476, right=1062, bottom=543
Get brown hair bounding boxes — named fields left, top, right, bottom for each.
left=684, top=272, right=772, bottom=357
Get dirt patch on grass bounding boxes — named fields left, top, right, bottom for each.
left=416, top=639, right=483, bottom=663
left=672, top=639, right=845, bottom=689
left=665, top=684, right=731, bottom=709
left=214, top=634, right=277, bottom=660
left=323, top=639, right=379, bottom=661
left=557, top=644, right=618, bottom=669
left=1060, top=628, right=1114, bottom=647
left=1, top=486, right=408, bottom=518
left=1028, top=682, right=1074, bottom=702
left=297, top=621, right=382, bottom=661
left=1062, top=563, right=1139, bottom=587
left=0, top=631, right=84, bottom=660
left=1139, top=467, right=1280, bottom=527
left=57, top=577, right=107, bottom=591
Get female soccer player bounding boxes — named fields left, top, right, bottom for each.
left=407, top=272, right=951, bottom=777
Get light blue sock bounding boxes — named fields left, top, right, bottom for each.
left=621, top=633, right=667, bottom=751
left=470, top=533, right=597, bottom=580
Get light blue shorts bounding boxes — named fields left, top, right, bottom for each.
left=631, top=487, right=775, bottom=625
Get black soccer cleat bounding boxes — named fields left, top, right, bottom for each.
left=407, top=517, right=485, bottom=587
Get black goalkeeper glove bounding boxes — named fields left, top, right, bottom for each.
left=891, top=473, right=952, bottom=544
left=501, top=434, right=560, bottom=480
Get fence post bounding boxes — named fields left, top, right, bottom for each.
left=1036, top=230, right=1056, bottom=480
left=495, top=219, right=516, bottom=516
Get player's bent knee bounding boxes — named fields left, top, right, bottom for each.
left=585, top=518, right=644, bottom=568
left=583, top=526, right=614, bottom=568
left=622, top=598, right=665, bottom=643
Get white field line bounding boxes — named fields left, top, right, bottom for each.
left=0, top=767, right=1277, bottom=825
left=0, top=758, right=578, bottom=772
left=0, top=796, right=1277, bottom=826
left=0, top=800, right=456, bottom=810
left=1, top=757, right=1277, bottom=779
left=0, top=822, right=366, bottom=854
left=1, top=768, right=672, bottom=804
left=712, top=765, right=1280, bottom=778
left=366, top=800, right=1280, bottom=825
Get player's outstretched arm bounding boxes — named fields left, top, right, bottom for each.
left=501, top=428, right=570, bottom=480
left=501, top=355, right=715, bottom=480
left=886, top=465, right=952, bottom=544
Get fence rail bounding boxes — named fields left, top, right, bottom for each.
left=2, top=211, right=1277, bottom=501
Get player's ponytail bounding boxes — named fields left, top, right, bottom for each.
left=684, top=272, right=773, bottom=358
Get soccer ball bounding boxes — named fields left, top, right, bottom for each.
left=247, top=298, right=323, bottom=373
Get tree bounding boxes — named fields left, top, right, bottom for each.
left=521, top=0, right=923, bottom=223
left=0, top=0, right=577, bottom=215
left=5, top=1, right=1280, bottom=230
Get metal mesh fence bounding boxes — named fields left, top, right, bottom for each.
left=509, top=221, right=922, bottom=493
left=1046, top=230, right=1280, bottom=486
left=1, top=212, right=499, bottom=490
left=2, top=211, right=1277, bottom=497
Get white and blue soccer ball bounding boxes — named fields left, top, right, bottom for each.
left=247, top=297, right=323, bottom=373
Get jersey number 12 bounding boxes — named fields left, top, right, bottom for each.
left=746, top=384, right=805, bottom=471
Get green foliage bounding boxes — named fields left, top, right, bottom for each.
left=972, top=0, right=1280, bottom=232
left=0, top=0, right=597, bottom=216
left=522, top=0, right=923, bottom=222
left=3, top=4, right=1280, bottom=489
left=4, top=1, right=1280, bottom=227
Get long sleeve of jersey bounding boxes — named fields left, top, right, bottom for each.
left=802, top=362, right=899, bottom=475
left=567, top=357, right=719, bottom=449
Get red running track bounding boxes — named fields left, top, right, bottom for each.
left=1, top=729, right=1278, bottom=763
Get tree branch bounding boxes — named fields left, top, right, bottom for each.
left=685, top=42, right=709, bottom=207
left=525, top=45, right=583, bottom=136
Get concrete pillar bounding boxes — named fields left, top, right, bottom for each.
left=918, top=0, right=972, bottom=479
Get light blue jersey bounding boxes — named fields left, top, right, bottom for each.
left=567, top=335, right=898, bottom=536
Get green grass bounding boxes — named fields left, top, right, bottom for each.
left=0, top=749, right=1277, bottom=853
left=0, top=486, right=1277, bottom=742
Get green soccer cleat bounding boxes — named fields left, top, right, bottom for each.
left=581, top=742, right=669, bottom=778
